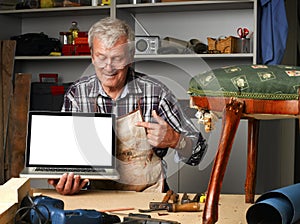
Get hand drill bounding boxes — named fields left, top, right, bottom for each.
left=18, top=195, right=121, bottom=224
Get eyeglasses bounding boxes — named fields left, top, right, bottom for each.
left=92, top=43, right=134, bottom=70
left=93, top=54, right=129, bottom=70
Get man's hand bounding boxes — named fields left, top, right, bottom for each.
left=47, top=172, right=89, bottom=195
left=136, top=110, right=180, bottom=149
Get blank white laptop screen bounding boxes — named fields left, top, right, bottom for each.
left=20, top=111, right=119, bottom=180
left=29, top=113, right=114, bottom=167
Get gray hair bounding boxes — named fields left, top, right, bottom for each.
left=88, top=17, right=135, bottom=50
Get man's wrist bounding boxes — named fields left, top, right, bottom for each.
left=170, top=131, right=181, bottom=149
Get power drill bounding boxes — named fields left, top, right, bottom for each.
left=18, top=195, right=121, bottom=224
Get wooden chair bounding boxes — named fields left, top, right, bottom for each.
left=188, top=64, right=300, bottom=224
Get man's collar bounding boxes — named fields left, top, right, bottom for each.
left=92, top=67, right=143, bottom=99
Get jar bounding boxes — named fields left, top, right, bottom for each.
left=59, top=32, right=72, bottom=45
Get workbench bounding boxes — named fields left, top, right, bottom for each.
left=32, top=189, right=253, bottom=223
left=0, top=177, right=254, bottom=224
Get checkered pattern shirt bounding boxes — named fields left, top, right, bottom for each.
left=62, top=68, right=207, bottom=166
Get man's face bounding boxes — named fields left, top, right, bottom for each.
left=91, top=36, right=131, bottom=92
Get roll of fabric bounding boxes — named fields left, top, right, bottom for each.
left=246, top=183, right=300, bottom=224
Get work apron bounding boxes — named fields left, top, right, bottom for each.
left=91, top=109, right=164, bottom=192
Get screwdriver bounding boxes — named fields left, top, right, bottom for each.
left=168, top=202, right=201, bottom=212
left=149, top=201, right=201, bottom=212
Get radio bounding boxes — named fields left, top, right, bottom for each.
left=135, top=36, right=160, bottom=55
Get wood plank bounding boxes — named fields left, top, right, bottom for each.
left=0, top=41, right=4, bottom=184
left=0, top=177, right=32, bottom=203
left=2, top=40, right=16, bottom=140
left=0, top=202, right=18, bottom=224
left=0, top=40, right=16, bottom=184
left=6, top=74, right=31, bottom=179
left=0, top=178, right=31, bottom=224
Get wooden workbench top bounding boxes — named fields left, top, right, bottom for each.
left=33, top=189, right=254, bottom=224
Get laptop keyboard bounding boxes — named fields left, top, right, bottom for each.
left=35, top=167, right=106, bottom=173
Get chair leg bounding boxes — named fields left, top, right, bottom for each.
left=202, top=98, right=244, bottom=224
left=245, top=118, right=259, bottom=203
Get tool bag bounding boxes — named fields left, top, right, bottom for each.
left=11, top=32, right=61, bottom=56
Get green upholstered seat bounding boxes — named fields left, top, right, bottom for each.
left=188, top=64, right=300, bottom=100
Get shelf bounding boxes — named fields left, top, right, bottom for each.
left=3, top=0, right=257, bottom=81
left=0, top=0, right=254, bottom=17
left=14, top=53, right=253, bottom=60
left=0, top=5, right=110, bottom=18
left=15, top=55, right=91, bottom=60
left=117, top=0, right=254, bottom=14
left=135, top=53, right=253, bottom=59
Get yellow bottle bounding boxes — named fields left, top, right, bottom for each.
left=40, top=0, right=54, bottom=8
left=69, top=21, right=79, bottom=45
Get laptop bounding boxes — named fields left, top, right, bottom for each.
left=20, top=111, right=119, bottom=180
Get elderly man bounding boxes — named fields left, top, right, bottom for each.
left=48, top=17, right=207, bottom=195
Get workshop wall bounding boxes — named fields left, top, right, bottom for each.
left=3, top=8, right=295, bottom=194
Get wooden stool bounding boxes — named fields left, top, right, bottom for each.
left=188, top=65, right=300, bottom=224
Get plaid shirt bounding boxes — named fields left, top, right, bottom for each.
left=62, top=68, right=207, bottom=166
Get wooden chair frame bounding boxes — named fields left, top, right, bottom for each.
left=190, top=92, right=300, bottom=224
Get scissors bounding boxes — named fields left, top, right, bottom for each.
left=237, top=27, right=249, bottom=38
